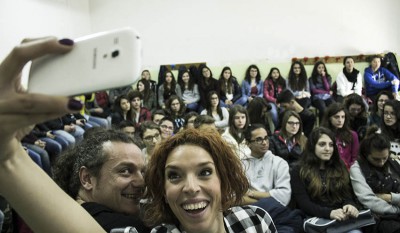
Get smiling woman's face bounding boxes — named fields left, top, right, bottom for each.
left=164, top=145, right=223, bottom=233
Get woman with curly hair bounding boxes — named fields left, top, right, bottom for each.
left=291, top=127, right=361, bottom=232
left=144, top=129, right=277, bottom=233
left=286, top=61, right=311, bottom=109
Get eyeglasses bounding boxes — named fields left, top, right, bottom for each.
left=287, top=121, right=300, bottom=126
left=250, top=136, right=269, bottom=144
left=160, top=124, right=174, bottom=131
left=383, top=111, right=395, bottom=118
left=143, top=133, right=160, bottom=142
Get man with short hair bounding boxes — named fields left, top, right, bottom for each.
left=151, top=109, right=166, bottom=125
left=127, top=90, right=151, bottom=128
left=139, top=121, right=161, bottom=164
left=277, top=89, right=315, bottom=137
left=53, top=129, right=151, bottom=233
left=193, top=115, right=217, bottom=131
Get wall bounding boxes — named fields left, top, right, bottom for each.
left=88, top=0, right=400, bottom=81
left=0, top=0, right=91, bottom=61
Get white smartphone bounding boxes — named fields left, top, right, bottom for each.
left=28, top=27, right=141, bottom=96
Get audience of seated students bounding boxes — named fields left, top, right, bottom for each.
left=344, top=93, right=369, bottom=141
left=369, top=90, right=393, bottom=128
left=321, top=103, right=359, bottom=169
left=200, top=91, right=229, bottom=130
left=158, top=116, right=175, bottom=141
left=269, top=110, right=307, bottom=168
left=241, top=64, right=264, bottom=106
left=309, top=61, right=335, bottom=121
left=164, top=95, right=186, bottom=132
left=127, top=90, right=151, bottom=129
left=364, top=55, right=400, bottom=102
left=335, top=56, right=363, bottom=103
left=286, top=61, right=311, bottom=109
left=27, top=124, right=65, bottom=156
left=108, top=85, right=134, bottom=107
left=193, top=114, right=217, bottom=131
left=151, top=109, right=166, bottom=125
left=218, top=66, right=246, bottom=108
left=221, top=105, right=251, bottom=159
left=178, top=69, right=200, bottom=112
left=350, top=126, right=400, bottom=232
left=242, top=124, right=303, bottom=233
left=263, top=67, right=286, bottom=128
left=183, top=111, right=199, bottom=130
left=247, top=97, right=274, bottom=133
left=136, top=79, right=157, bottom=113
left=380, top=100, right=400, bottom=159
left=277, top=89, right=315, bottom=138
left=111, top=94, right=131, bottom=126
left=291, top=127, right=362, bottom=233
left=78, top=94, right=110, bottom=129
left=141, top=69, right=157, bottom=98
left=52, top=129, right=151, bottom=233
left=197, top=65, right=219, bottom=111
left=158, top=70, right=182, bottom=109
left=139, top=121, right=161, bottom=165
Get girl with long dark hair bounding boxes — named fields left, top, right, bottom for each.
left=218, top=66, right=246, bottom=107
left=287, top=61, right=311, bottom=109
left=178, top=70, right=200, bottom=112
left=200, top=91, right=229, bottom=130
left=242, top=65, right=263, bottom=105
left=263, top=67, right=286, bottom=128
left=157, top=70, right=182, bottom=109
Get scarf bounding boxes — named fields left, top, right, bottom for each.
left=343, top=67, right=359, bottom=83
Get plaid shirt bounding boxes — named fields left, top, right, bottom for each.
left=151, top=205, right=277, bottom=233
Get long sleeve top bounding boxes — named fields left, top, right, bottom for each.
left=241, top=150, right=291, bottom=206
left=309, top=75, right=332, bottom=101
left=241, top=79, right=263, bottom=98
left=286, top=78, right=311, bottom=98
left=263, top=79, right=284, bottom=103
left=158, top=85, right=182, bottom=107
left=200, top=107, right=229, bottom=129
left=221, top=128, right=251, bottom=160
left=181, top=84, right=200, bottom=104
left=336, top=71, right=363, bottom=97
left=364, top=66, right=399, bottom=96
left=198, top=77, right=219, bottom=108
left=336, top=130, right=359, bottom=169
left=219, top=77, right=243, bottom=103
left=350, top=161, right=400, bottom=215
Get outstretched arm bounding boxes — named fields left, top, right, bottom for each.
left=0, top=37, right=105, bottom=233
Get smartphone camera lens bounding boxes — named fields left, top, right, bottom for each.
left=111, top=50, right=119, bottom=58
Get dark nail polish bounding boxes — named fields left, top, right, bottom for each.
left=68, top=99, right=83, bottom=110
left=58, top=38, right=74, bottom=46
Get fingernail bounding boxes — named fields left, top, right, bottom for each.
left=58, top=38, right=74, bottom=46
left=68, top=99, right=83, bottom=110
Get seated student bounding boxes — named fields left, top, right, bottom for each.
left=144, top=129, right=277, bottom=233
left=277, top=89, right=316, bottom=138
left=269, top=110, right=307, bottom=168
left=111, top=94, right=131, bottom=126
left=136, top=79, right=157, bottom=113
left=197, top=65, right=220, bottom=111
left=222, top=105, right=251, bottom=159
left=218, top=66, right=246, bottom=107
left=151, top=109, right=166, bottom=125
left=178, top=69, right=200, bottom=112
left=52, top=129, right=151, bottom=233
left=44, top=114, right=85, bottom=146
left=321, top=103, right=359, bottom=169
left=286, top=61, right=311, bottom=109
left=309, top=61, right=335, bottom=121
left=344, top=93, right=369, bottom=141
left=183, top=111, right=199, bottom=130
left=380, top=100, right=400, bottom=159
left=242, top=64, right=264, bottom=105
left=291, top=127, right=361, bottom=233
left=164, top=95, right=186, bottom=132
left=141, top=69, right=157, bottom=97
left=78, top=94, right=109, bottom=129
left=247, top=97, right=274, bottom=133
left=200, top=91, right=229, bottom=130
left=364, top=55, right=400, bottom=101
left=158, top=116, right=175, bottom=141
left=193, top=114, right=217, bottom=131
left=263, top=67, right=286, bottom=128
left=158, top=70, right=182, bottom=109
left=242, top=124, right=303, bottom=233
left=139, top=121, right=161, bottom=165
left=368, top=90, right=393, bottom=128
left=116, top=120, right=145, bottom=149
left=336, top=56, right=363, bottom=103
left=21, top=131, right=52, bottom=176
left=350, top=126, right=400, bottom=232
left=127, top=90, right=151, bottom=128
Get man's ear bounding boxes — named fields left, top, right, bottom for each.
left=79, top=166, right=94, bottom=191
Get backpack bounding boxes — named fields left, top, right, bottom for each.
left=382, top=52, right=400, bottom=78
